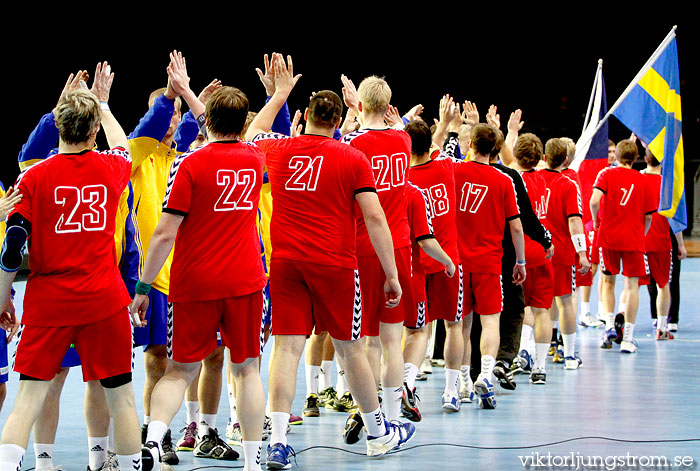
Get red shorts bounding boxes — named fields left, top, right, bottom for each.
left=405, top=264, right=429, bottom=329
left=270, top=258, right=363, bottom=341
left=589, top=230, right=600, bottom=264
left=357, top=246, right=412, bottom=336
left=463, top=271, right=502, bottom=316
left=405, top=301, right=429, bottom=329
left=170, top=291, right=264, bottom=364
left=13, top=308, right=132, bottom=381
left=639, top=250, right=673, bottom=288
left=600, top=248, right=648, bottom=278
left=522, top=262, right=554, bottom=309
left=552, top=263, right=576, bottom=297
left=426, top=264, right=463, bottom=322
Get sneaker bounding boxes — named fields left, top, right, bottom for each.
left=614, top=313, right=625, bottom=345
left=262, top=416, right=271, bottom=441
left=193, top=428, right=239, bottom=460
left=431, top=359, right=445, bottom=367
left=289, top=413, right=303, bottom=425
left=620, top=340, right=638, bottom=354
left=141, top=424, right=148, bottom=445
left=176, top=421, right=197, bottom=451
left=601, top=328, right=617, bottom=349
left=105, top=451, right=119, bottom=471
left=343, top=411, right=364, bottom=445
left=652, top=319, right=658, bottom=328
left=303, top=394, right=320, bottom=417
left=474, top=377, right=496, bottom=409
left=493, top=360, right=516, bottom=390
left=400, top=384, right=422, bottom=421
left=547, top=341, right=557, bottom=357
left=416, top=372, right=428, bottom=381
left=458, top=378, right=475, bottom=403
left=332, top=391, right=355, bottom=412
left=366, top=421, right=415, bottom=457
left=512, top=350, right=532, bottom=374
left=161, top=429, right=179, bottom=465
left=656, top=329, right=674, bottom=340
left=318, top=386, right=337, bottom=408
left=596, top=310, right=607, bottom=324
left=564, top=355, right=583, bottom=370
left=266, top=443, right=295, bottom=470
left=226, top=422, right=242, bottom=446
left=529, top=368, right=546, bottom=385
left=420, top=358, right=433, bottom=374
left=141, top=441, right=160, bottom=471
left=552, top=345, right=564, bottom=364
left=668, top=323, right=678, bottom=332
left=441, top=392, right=460, bottom=412
left=579, top=312, right=603, bottom=327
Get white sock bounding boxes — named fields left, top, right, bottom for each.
left=88, top=436, right=109, bottom=471
left=186, top=401, right=200, bottom=425
left=535, top=343, right=549, bottom=371
left=617, top=301, right=627, bottom=314
left=242, top=441, right=263, bottom=471
left=581, top=301, right=590, bottom=315
left=34, top=443, right=54, bottom=471
left=562, top=333, right=576, bottom=358
left=108, top=418, right=115, bottom=453
left=229, top=394, right=238, bottom=424
left=320, top=360, right=333, bottom=391
left=305, top=364, right=320, bottom=397
left=361, top=407, right=387, bottom=437
left=143, top=415, right=150, bottom=425
left=118, top=452, right=142, bottom=471
left=0, top=444, right=26, bottom=469
left=520, top=324, right=534, bottom=355
left=459, top=365, right=471, bottom=386
left=270, top=412, right=290, bottom=446
left=444, top=368, right=460, bottom=396
left=336, top=359, right=347, bottom=396
left=658, top=315, right=668, bottom=332
left=481, top=355, right=495, bottom=382
left=597, top=300, right=605, bottom=317
left=199, top=413, right=217, bottom=437
left=606, top=312, right=615, bottom=330
left=623, top=322, right=635, bottom=342
left=382, top=386, right=403, bottom=422
left=145, top=420, right=168, bottom=455
left=404, top=363, right=419, bottom=391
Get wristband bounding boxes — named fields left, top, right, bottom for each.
left=135, top=280, right=152, bottom=295
left=100, top=101, right=110, bottom=111
left=516, top=260, right=526, bottom=266
left=571, top=234, right=586, bottom=253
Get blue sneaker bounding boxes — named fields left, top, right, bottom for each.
left=601, top=328, right=617, bottom=349
left=564, top=355, right=583, bottom=370
left=474, top=377, right=496, bottom=409
left=266, top=443, right=295, bottom=470
left=511, top=350, right=532, bottom=375
left=366, top=421, right=415, bottom=456
left=441, top=392, right=460, bottom=412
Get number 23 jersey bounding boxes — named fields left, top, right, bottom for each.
left=11, top=148, right=132, bottom=326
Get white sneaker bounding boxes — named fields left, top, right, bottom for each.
left=366, top=421, right=416, bottom=457
left=458, top=377, right=475, bottom=403
left=420, top=358, right=433, bottom=374
left=564, top=355, right=583, bottom=370
left=620, top=340, right=638, bottom=353
left=579, top=312, right=603, bottom=328
left=441, top=392, right=460, bottom=412
left=668, top=323, right=678, bottom=332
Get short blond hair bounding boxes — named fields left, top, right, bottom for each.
left=148, top=87, right=182, bottom=111
left=559, top=136, right=576, bottom=167
left=55, top=90, right=101, bottom=145
left=357, top=76, right=391, bottom=115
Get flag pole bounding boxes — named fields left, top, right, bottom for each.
left=581, top=59, right=602, bottom=135
left=574, top=26, right=677, bottom=154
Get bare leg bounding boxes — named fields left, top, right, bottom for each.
left=143, top=345, right=168, bottom=420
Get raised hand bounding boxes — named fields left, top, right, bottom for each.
left=404, top=104, right=424, bottom=121
left=449, top=101, right=463, bottom=132
left=384, top=105, right=402, bottom=127
left=341, top=74, right=360, bottom=114
left=0, top=187, right=23, bottom=221
left=198, top=79, right=222, bottom=106
left=256, top=53, right=276, bottom=96
left=439, top=94, right=457, bottom=124
left=486, top=104, right=500, bottom=129
left=462, top=100, right=479, bottom=127
left=166, top=50, right=192, bottom=97
left=272, top=53, right=301, bottom=97
left=57, top=70, right=88, bottom=107
left=90, top=61, right=114, bottom=103
left=507, top=109, right=524, bottom=133
left=291, top=109, right=303, bottom=137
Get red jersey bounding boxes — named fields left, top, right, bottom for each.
left=562, top=168, right=590, bottom=223
left=162, top=140, right=267, bottom=302
left=253, top=133, right=376, bottom=269
left=11, top=148, right=132, bottom=326
left=408, top=152, right=460, bottom=274
left=406, top=183, right=434, bottom=297
left=593, top=166, right=655, bottom=252
left=342, top=129, right=411, bottom=256
left=540, top=169, right=582, bottom=265
left=642, top=172, right=671, bottom=252
left=521, top=170, right=549, bottom=267
left=453, top=160, right=520, bottom=275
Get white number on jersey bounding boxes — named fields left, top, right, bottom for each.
left=459, top=182, right=489, bottom=214
left=55, top=185, right=108, bottom=234
left=214, top=169, right=257, bottom=211
left=285, top=156, right=324, bottom=191
left=371, top=153, right=408, bottom=191
left=428, top=183, right=449, bottom=217
left=620, top=184, right=634, bottom=206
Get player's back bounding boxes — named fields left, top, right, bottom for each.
left=642, top=172, right=671, bottom=252
left=163, top=141, right=267, bottom=302
left=12, top=148, right=132, bottom=325
left=453, top=160, right=519, bottom=275
left=254, top=133, right=376, bottom=269
left=593, top=166, right=652, bottom=252
left=540, top=169, right=582, bottom=265
left=408, top=152, right=460, bottom=273
left=521, top=169, right=549, bottom=267
left=342, top=129, right=411, bottom=256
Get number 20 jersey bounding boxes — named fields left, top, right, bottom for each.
left=11, top=148, right=132, bottom=326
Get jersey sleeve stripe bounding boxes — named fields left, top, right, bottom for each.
left=416, top=234, right=436, bottom=242
left=354, top=187, right=377, bottom=195
left=162, top=208, right=187, bottom=217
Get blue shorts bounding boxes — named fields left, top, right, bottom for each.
left=133, top=288, right=170, bottom=350
left=263, top=281, right=271, bottom=327
left=1, top=339, right=8, bottom=383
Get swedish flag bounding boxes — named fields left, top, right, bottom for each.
left=612, top=30, right=686, bottom=232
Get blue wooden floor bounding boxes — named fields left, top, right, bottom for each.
left=3, top=260, right=699, bottom=471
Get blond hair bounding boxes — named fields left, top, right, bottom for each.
left=357, top=76, right=391, bottom=115
left=148, top=87, right=182, bottom=111
left=55, top=90, right=101, bottom=145
left=559, top=136, right=576, bottom=167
